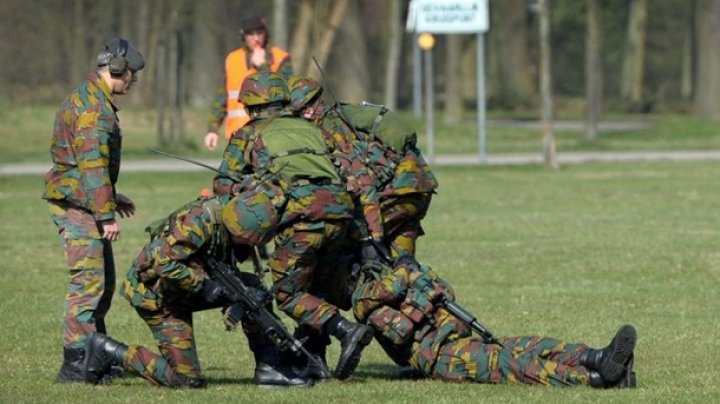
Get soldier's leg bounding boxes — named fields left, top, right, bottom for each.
left=270, top=222, right=373, bottom=380
left=93, top=240, right=116, bottom=335
left=433, top=336, right=591, bottom=387
left=50, top=203, right=109, bottom=382
left=120, top=308, right=206, bottom=387
left=269, top=226, right=338, bottom=330
left=498, top=335, right=589, bottom=368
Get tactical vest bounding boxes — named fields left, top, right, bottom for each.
left=252, top=117, right=340, bottom=185
left=342, top=104, right=417, bottom=153
left=225, top=47, right=289, bottom=138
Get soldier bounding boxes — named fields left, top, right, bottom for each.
left=287, top=76, right=438, bottom=264
left=82, top=185, right=313, bottom=388
left=43, top=37, right=145, bottom=383
left=213, top=72, right=374, bottom=381
left=351, top=256, right=637, bottom=388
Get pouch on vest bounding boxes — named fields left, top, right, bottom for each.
left=368, top=306, right=415, bottom=345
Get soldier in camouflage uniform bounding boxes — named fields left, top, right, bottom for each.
left=43, top=38, right=145, bottom=383
left=287, top=76, right=438, bottom=264
left=213, top=72, right=374, bottom=381
left=352, top=256, right=637, bottom=388
left=82, top=185, right=313, bottom=388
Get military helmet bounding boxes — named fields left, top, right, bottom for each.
left=239, top=72, right=290, bottom=106
left=287, top=75, right=323, bottom=112
left=222, top=182, right=282, bottom=245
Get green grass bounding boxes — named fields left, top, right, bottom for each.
left=1, top=161, right=718, bottom=402
left=2, top=100, right=719, bottom=163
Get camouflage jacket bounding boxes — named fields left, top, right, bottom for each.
left=121, top=197, right=234, bottom=312
left=213, top=113, right=354, bottom=225
left=42, top=73, right=121, bottom=221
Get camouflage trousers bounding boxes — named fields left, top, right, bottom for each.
left=269, top=219, right=349, bottom=331
left=49, top=202, right=115, bottom=349
left=431, top=335, right=591, bottom=386
left=380, top=193, right=432, bottom=258
left=120, top=306, right=204, bottom=387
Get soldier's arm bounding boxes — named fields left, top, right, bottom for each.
left=213, top=127, right=253, bottom=196
left=155, top=207, right=211, bottom=291
left=75, top=107, right=116, bottom=221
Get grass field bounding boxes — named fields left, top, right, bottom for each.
left=1, top=160, right=718, bottom=403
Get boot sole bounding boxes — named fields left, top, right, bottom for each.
left=334, top=327, right=374, bottom=380
left=601, top=325, right=637, bottom=383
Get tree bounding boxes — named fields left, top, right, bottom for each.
left=538, top=0, right=559, bottom=169
left=693, top=0, right=720, bottom=119
left=383, top=0, right=402, bottom=110
left=620, top=0, right=647, bottom=109
left=584, top=0, right=601, bottom=141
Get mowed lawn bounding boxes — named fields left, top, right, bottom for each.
left=0, top=160, right=718, bottom=403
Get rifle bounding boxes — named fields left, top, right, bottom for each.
left=204, top=257, right=330, bottom=375
left=438, top=295, right=507, bottom=348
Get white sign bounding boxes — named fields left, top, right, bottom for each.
left=407, top=0, right=489, bottom=34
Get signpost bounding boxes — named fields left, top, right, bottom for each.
left=407, top=0, right=489, bottom=163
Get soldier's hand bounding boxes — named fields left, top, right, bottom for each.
left=100, top=219, right=121, bottom=241
left=116, top=193, right=136, bottom=218
left=204, top=132, right=219, bottom=150
left=199, top=278, right=226, bottom=305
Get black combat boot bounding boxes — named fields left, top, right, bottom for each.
left=326, top=315, right=374, bottom=380
left=56, top=347, right=86, bottom=383
left=292, top=326, right=332, bottom=380
left=83, top=332, right=128, bottom=384
left=252, top=345, right=314, bottom=388
left=580, top=324, right=636, bottom=383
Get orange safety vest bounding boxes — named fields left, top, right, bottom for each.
left=224, top=46, right=289, bottom=139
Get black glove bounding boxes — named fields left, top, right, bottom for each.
left=198, top=278, right=226, bottom=305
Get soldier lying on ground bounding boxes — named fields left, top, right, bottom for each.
left=351, top=256, right=637, bottom=388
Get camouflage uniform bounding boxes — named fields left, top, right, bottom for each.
left=43, top=72, right=123, bottom=350
left=215, top=111, right=354, bottom=331
left=118, top=196, right=235, bottom=387
left=320, top=104, right=438, bottom=258
left=352, top=258, right=600, bottom=387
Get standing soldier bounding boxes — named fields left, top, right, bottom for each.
left=43, top=38, right=144, bottom=383
left=204, top=15, right=293, bottom=151
left=213, top=72, right=374, bottom=381
left=352, top=256, right=638, bottom=388
left=83, top=187, right=313, bottom=388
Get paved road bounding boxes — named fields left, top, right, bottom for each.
left=3, top=150, right=720, bottom=176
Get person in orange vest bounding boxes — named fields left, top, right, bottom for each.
left=204, top=15, right=293, bottom=151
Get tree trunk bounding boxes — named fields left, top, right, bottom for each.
left=584, top=0, right=601, bottom=141
left=444, top=35, right=463, bottom=124
left=620, top=0, right=647, bottom=107
left=154, top=0, right=167, bottom=146
left=272, top=0, right=289, bottom=50
left=681, top=0, right=696, bottom=101
left=328, top=0, right=367, bottom=102
left=489, top=0, right=535, bottom=107
left=538, top=0, right=559, bottom=169
left=70, top=0, right=86, bottom=86
left=289, top=0, right=313, bottom=76
left=129, top=0, right=150, bottom=105
left=307, top=0, right=350, bottom=76
left=188, top=0, right=221, bottom=107
left=693, top=0, right=720, bottom=119
left=383, top=0, right=402, bottom=110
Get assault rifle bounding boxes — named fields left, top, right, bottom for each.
left=438, top=295, right=507, bottom=348
left=204, top=257, right=329, bottom=375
